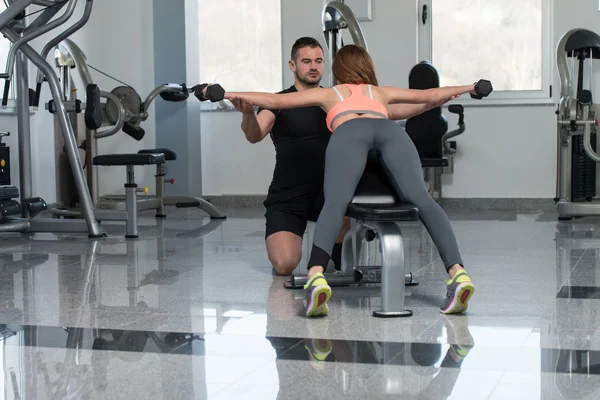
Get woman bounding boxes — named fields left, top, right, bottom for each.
left=212, top=45, right=478, bottom=317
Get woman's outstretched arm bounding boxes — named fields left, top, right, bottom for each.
left=387, top=94, right=460, bottom=120
left=223, top=88, right=327, bottom=110
left=381, top=84, right=476, bottom=105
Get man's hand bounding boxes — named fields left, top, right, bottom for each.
left=231, top=97, right=255, bottom=114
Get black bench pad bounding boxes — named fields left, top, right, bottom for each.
left=139, top=148, right=177, bottom=161
left=421, top=157, right=448, bottom=168
left=346, top=202, right=419, bottom=222
left=93, top=153, right=166, bottom=166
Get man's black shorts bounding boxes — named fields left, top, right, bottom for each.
left=264, top=185, right=324, bottom=239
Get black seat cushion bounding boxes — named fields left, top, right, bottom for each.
left=345, top=150, right=419, bottom=222
left=421, top=157, right=448, bottom=168
left=93, top=153, right=166, bottom=166
left=347, top=202, right=419, bottom=221
left=138, top=148, right=177, bottom=161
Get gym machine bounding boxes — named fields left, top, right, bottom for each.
left=0, top=0, right=104, bottom=237
left=44, top=40, right=226, bottom=223
left=405, top=62, right=467, bottom=203
left=555, top=29, right=600, bottom=219
left=322, top=0, right=368, bottom=87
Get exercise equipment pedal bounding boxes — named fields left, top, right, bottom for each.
left=123, top=123, right=145, bottom=141
left=85, top=84, right=103, bottom=130
left=0, top=200, right=22, bottom=217
left=160, top=83, right=189, bottom=102
left=21, top=197, right=48, bottom=218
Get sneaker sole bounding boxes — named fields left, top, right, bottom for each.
left=306, top=284, right=332, bottom=317
left=440, top=282, right=475, bottom=314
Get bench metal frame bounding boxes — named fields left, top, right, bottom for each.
left=286, top=218, right=418, bottom=317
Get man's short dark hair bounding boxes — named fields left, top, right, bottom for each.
left=291, top=37, right=323, bottom=61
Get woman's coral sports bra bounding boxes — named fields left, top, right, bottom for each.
left=325, top=84, right=389, bottom=132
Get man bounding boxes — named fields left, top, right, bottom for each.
left=231, top=37, right=453, bottom=275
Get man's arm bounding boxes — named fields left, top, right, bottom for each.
left=231, top=98, right=275, bottom=143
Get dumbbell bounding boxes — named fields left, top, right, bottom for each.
left=193, top=83, right=225, bottom=102
left=470, top=79, right=493, bottom=100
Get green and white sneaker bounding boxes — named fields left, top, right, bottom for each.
left=440, top=271, right=474, bottom=314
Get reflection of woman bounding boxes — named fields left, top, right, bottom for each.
left=219, top=45, right=477, bottom=317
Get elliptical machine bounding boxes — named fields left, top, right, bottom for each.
left=555, top=29, right=600, bottom=220
left=0, top=0, right=104, bottom=237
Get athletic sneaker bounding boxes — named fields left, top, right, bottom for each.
left=440, top=271, right=474, bottom=314
left=304, top=272, right=332, bottom=317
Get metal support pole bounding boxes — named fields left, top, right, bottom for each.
left=156, top=163, right=166, bottom=217
left=125, top=165, right=138, bottom=238
left=371, top=222, right=412, bottom=318
left=16, top=52, right=32, bottom=207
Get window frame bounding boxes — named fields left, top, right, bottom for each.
left=417, top=0, right=555, bottom=106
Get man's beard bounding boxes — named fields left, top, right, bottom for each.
left=297, top=72, right=321, bottom=87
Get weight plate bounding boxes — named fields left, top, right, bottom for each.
left=105, top=86, right=142, bottom=125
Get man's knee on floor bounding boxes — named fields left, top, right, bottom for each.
left=269, top=254, right=300, bottom=275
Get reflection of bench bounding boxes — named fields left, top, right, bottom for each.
left=93, top=152, right=166, bottom=238
left=406, top=61, right=466, bottom=202
left=285, top=150, right=419, bottom=318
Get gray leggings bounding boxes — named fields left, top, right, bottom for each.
left=307, top=118, right=463, bottom=271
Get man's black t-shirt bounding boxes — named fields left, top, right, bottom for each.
left=258, top=85, right=331, bottom=201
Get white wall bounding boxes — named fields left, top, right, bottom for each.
left=201, top=112, right=275, bottom=195
left=6, top=0, right=155, bottom=204
left=200, top=0, right=600, bottom=199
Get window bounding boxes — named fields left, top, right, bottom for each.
left=418, top=0, right=553, bottom=104
left=198, top=0, right=282, bottom=107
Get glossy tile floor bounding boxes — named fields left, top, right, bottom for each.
left=0, top=205, right=599, bottom=399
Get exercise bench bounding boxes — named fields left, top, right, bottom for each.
left=93, top=152, right=166, bottom=238
left=96, top=147, right=226, bottom=220
left=285, top=150, right=419, bottom=317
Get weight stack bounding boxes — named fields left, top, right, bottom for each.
left=0, top=145, right=9, bottom=186
left=571, top=133, right=597, bottom=201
